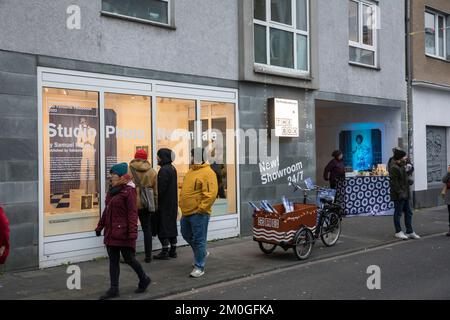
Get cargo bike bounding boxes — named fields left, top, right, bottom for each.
left=252, top=180, right=344, bottom=260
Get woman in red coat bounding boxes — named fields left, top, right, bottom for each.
left=96, top=163, right=151, bottom=300
left=0, top=206, right=10, bottom=265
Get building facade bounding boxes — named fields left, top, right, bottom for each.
left=0, top=0, right=241, bottom=271
left=408, top=0, right=450, bottom=208
left=0, top=0, right=411, bottom=272
left=315, top=0, right=407, bottom=187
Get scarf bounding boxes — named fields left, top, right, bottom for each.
left=108, top=174, right=132, bottom=197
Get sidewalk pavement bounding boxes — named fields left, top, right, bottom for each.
left=0, top=206, right=448, bottom=300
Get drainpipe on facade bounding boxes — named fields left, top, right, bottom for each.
left=405, top=0, right=415, bottom=207
left=405, top=0, right=413, bottom=161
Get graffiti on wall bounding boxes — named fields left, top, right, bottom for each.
left=426, top=127, right=447, bottom=184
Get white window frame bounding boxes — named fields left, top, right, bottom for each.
left=101, top=0, right=172, bottom=28
left=425, top=10, right=448, bottom=61
left=348, top=0, right=378, bottom=68
left=253, top=0, right=310, bottom=77
left=37, top=67, right=240, bottom=268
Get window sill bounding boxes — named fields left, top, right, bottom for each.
left=425, top=54, right=450, bottom=63
left=100, top=11, right=176, bottom=30
left=254, top=64, right=312, bottom=80
left=349, top=61, right=381, bottom=71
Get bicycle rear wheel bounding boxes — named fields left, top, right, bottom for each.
left=320, top=212, right=341, bottom=247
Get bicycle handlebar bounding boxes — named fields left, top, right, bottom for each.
left=292, top=182, right=329, bottom=192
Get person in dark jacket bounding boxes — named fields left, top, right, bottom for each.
left=323, top=150, right=345, bottom=189
left=389, top=149, right=420, bottom=240
left=96, top=163, right=151, bottom=300
left=441, top=165, right=450, bottom=237
left=153, top=148, right=179, bottom=260
left=129, top=149, right=158, bottom=263
left=388, top=147, right=414, bottom=176
left=0, top=206, right=10, bottom=265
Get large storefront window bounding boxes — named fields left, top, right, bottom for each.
left=43, top=88, right=100, bottom=236
left=104, top=93, right=152, bottom=180
left=156, top=98, right=237, bottom=217
left=156, top=97, right=196, bottom=219
left=42, top=83, right=237, bottom=240
left=201, top=101, right=237, bottom=216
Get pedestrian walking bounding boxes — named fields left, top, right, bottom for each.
left=389, top=149, right=420, bottom=240
left=96, top=163, right=151, bottom=299
left=180, top=148, right=218, bottom=278
left=153, top=148, right=179, bottom=260
left=441, top=165, right=450, bottom=237
left=323, top=150, right=345, bottom=189
left=0, top=206, right=10, bottom=265
left=129, top=149, right=158, bottom=263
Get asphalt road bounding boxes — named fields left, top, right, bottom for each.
left=163, top=234, right=450, bottom=300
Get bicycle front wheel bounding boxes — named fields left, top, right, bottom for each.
left=258, top=241, right=277, bottom=254
left=320, top=212, right=341, bottom=247
left=293, top=227, right=314, bottom=260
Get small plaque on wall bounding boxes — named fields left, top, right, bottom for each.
left=269, top=98, right=299, bottom=137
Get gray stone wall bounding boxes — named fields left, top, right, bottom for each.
left=317, top=0, right=407, bottom=102
left=0, top=0, right=238, bottom=81
left=0, top=50, right=39, bottom=271
left=238, top=82, right=316, bottom=236
left=0, top=48, right=240, bottom=271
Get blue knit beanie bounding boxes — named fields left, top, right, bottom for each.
left=110, top=163, right=128, bottom=177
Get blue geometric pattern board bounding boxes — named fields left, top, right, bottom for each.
left=335, top=176, right=394, bottom=216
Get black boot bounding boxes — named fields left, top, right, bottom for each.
left=99, top=287, right=119, bottom=300
left=153, top=248, right=169, bottom=260
left=135, top=276, right=151, bottom=294
left=144, top=256, right=152, bottom=263
left=169, top=246, right=177, bottom=258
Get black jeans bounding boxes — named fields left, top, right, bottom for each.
left=107, top=246, right=147, bottom=288
left=159, top=236, right=177, bottom=248
left=138, top=209, right=153, bottom=259
left=447, top=205, right=450, bottom=228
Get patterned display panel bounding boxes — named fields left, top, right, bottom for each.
left=336, top=177, right=394, bottom=216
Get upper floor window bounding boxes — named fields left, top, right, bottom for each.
left=348, top=0, right=378, bottom=67
left=101, top=0, right=170, bottom=26
left=425, top=10, right=449, bottom=60
left=253, top=0, right=310, bottom=74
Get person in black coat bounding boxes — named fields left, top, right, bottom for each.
left=153, top=148, right=179, bottom=260
left=323, top=150, right=345, bottom=189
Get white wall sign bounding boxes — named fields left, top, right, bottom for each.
left=270, top=98, right=299, bottom=137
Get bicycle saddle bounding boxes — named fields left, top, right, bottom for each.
left=319, top=196, right=334, bottom=205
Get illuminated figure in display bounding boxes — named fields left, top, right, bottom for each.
left=352, top=134, right=372, bottom=171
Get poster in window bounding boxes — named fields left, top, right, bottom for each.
left=339, top=129, right=382, bottom=171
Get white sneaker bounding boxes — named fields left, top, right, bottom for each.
left=190, top=267, right=205, bottom=278
left=395, top=231, right=408, bottom=240
left=406, top=232, right=421, bottom=239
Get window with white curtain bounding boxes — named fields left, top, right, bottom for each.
left=253, top=0, right=310, bottom=74
left=348, top=0, right=378, bottom=67
left=425, top=10, right=449, bottom=60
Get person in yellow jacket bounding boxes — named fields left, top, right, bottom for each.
left=180, top=148, right=218, bottom=278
